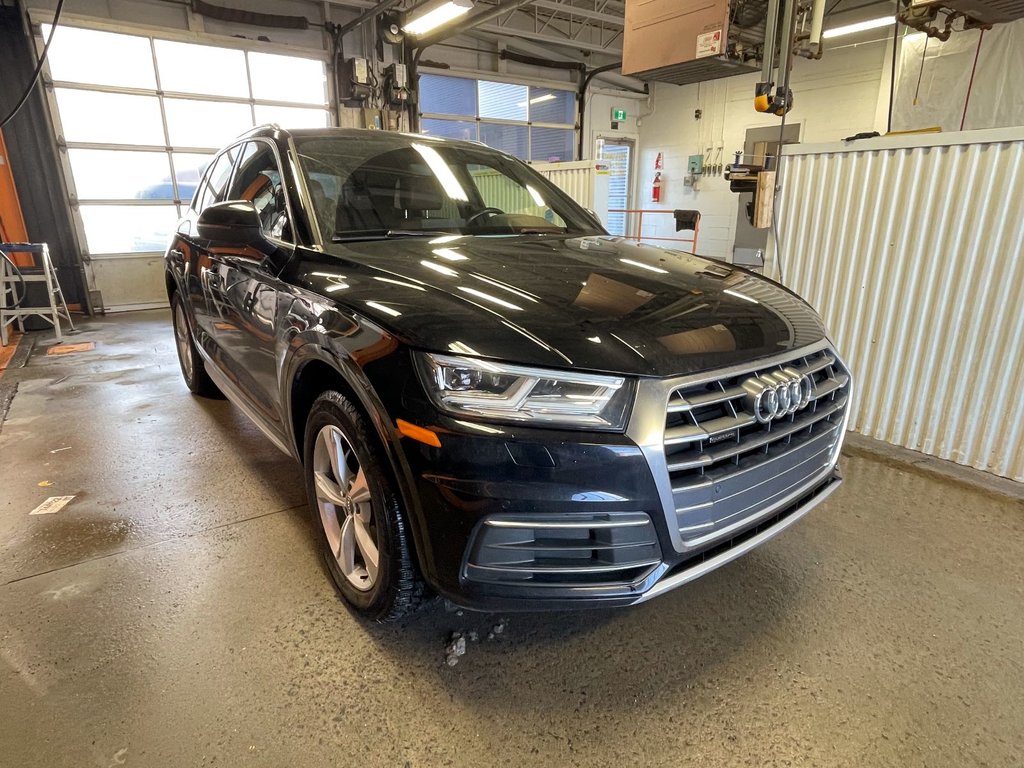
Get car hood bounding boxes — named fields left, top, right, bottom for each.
left=293, top=235, right=827, bottom=378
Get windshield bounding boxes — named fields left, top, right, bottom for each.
left=294, top=135, right=604, bottom=243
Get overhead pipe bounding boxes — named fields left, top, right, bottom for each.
left=499, top=49, right=586, bottom=73
left=807, top=0, right=826, bottom=54
left=577, top=61, right=628, bottom=160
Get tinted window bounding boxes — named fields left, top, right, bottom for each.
left=295, top=136, right=600, bottom=243
left=228, top=141, right=293, bottom=242
left=194, top=147, right=237, bottom=214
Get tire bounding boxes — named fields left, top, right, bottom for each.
left=303, top=390, right=426, bottom=622
left=170, top=291, right=222, bottom=398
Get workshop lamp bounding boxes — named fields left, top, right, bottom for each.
left=822, top=15, right=894, bottom=38
left=404, top=0, right=475, bottom=35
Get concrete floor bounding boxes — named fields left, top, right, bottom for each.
left=1, top=310, right=1022, bottom=768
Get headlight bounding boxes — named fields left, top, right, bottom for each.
left=414, top=352, right=635, bottom=431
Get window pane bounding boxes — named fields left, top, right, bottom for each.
left=79, top=204, right=179, bottom=253
left=154, top=40, right=249, bottom=97
left=55, top=89, right=165, bottom=145
left=468, top=164, right=567, bottom=228
left=479, top=123, right=528, bottom=159
left=164, top=98, right=252, bottom=149
left=530, top=127, right=574, bottom=163
left=478, top=81, right=527, bottom=121
left=254, top=104, right=329, bottom=129
left=248, top=52, right=327, bottom=105
left=171, top=153, right=214, bottom=205
left=45, top=26, right=156, bottom=89
left=229, top=142, right=292, bottom=242
left=529, top=88, right=574, bottom=125
left=421, top=119, right=476, bottom=141
left=195, top=148, right=238, bottom=213
left=67, top=149, right=172, bottom=200
left=419, top=74, right=476, bottom=117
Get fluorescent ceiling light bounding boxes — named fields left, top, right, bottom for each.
left=724, top=288, right=759, bottom=304
left=448, top=341, right=480, bottom=356
left=525, top=185, right=546, bottom=208
left=421, top=259, right=459, bottom=277
left=404, top=0, right=474, bottom=36
left=822, top=16, right=893, bottom=38
left=374, top=276, right=426, bottom=291
left=433, top=248, right=468, bottom=261
left=516, top=93, right=557, bottom=107
left=458, top=286, right=523, bottom=311
left=365, top=301, right=401, bottom=317
left=412, top=142, right=468, bottom=201
left=620, top=258, right=668, bottom=274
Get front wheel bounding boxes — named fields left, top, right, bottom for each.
left=303, top=390, right=426, bottom=621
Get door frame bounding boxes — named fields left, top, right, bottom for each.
left=594, top=134, right=636, bottom=237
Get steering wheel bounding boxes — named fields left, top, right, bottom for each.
left=465, top=206, right=504, bottom=226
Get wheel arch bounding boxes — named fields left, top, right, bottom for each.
left=285, top=345, right=431, bottom=577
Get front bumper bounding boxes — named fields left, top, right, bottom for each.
left=398, top=418, right=844, bottom=612
left=391, top=340, right=851, bottom=611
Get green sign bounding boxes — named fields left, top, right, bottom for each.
left=611, top=107, right=627, bottom=122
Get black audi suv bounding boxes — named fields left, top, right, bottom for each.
left=166, top=125, right=852, bottom=621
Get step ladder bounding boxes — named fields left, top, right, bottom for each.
left=1, top=242, right=76, bottom=346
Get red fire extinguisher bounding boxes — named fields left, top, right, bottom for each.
left=652, top=171, right=663, bottom=203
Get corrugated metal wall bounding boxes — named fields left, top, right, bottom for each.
left=533, top=160, right=594, bottom=209
left=470, top=161, right=594, bottom=216
left=772, top=128, right=1024, bottom=481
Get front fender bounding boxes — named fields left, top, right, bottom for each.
left=277, top=308, right=431, bottom=578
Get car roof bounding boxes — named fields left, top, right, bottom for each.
left=237, top=124, right=488, bottom=154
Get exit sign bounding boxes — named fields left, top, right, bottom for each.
left=611, top=107, right=627, bottom=122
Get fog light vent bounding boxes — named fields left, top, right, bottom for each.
left=465, top=512, right=661, bottom=587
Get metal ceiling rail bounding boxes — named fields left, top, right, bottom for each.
left=529, top=0, right=624, bottom=26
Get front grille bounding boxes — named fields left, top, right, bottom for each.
left=465, top=512, right=662, bottom=587
left=663, top=347, right=851, bottom=547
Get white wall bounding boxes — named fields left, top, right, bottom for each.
left=635, top=40, right=890, bottom=260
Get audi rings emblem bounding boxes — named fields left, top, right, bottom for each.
left=741, top=368, right=814, bottom=424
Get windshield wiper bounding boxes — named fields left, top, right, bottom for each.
left=332, top=229, right=453, bottom=242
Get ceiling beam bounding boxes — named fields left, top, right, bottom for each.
left=466, top=22, right=623, bottom=54
left=530, top=0, right=624, bottom=26
left=414, top=0, right=538, bottom=48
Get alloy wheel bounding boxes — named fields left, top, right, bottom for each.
left=312, top=424, right=379, bottom=591
left=173, top=301, right=194, bottom=382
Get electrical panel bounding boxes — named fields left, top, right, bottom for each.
left=687, top=155, right=704, bottom=175
left=338, top=57, right=371, bottom=103
left=384, top=63, right=410, bottom=107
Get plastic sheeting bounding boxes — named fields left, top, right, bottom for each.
left=892, top=19, right=1024, bottom=132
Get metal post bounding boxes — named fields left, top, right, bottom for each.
left=761, top=0, right=781, bottom=83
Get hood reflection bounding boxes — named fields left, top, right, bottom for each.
left=293, top=234, right=826, bottom=377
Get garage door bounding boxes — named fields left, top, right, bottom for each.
left=38, top=23, right=330, bottom=309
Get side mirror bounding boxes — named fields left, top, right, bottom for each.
left=584, top=207, right=605, bottom=228
left=197, top=200, right=269, bottom=253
